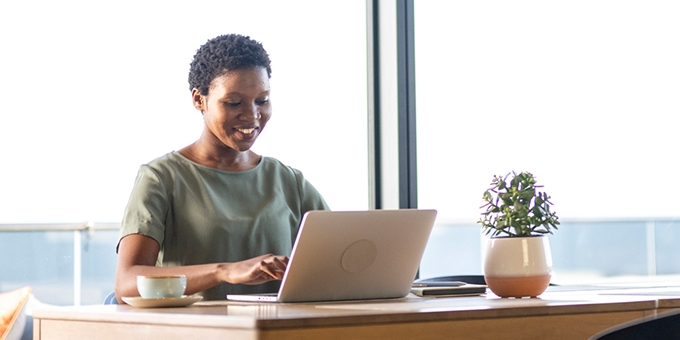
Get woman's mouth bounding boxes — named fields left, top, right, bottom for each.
left=234, top=126, right=259, bottom=140
left=237, top=127, right=255, bottom=134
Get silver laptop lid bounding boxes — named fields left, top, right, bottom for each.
left=276, top=209, right=437, bottom=303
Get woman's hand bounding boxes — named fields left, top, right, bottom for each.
left=115, top=234, right=290, bottom=303
left=220, top=254, right=289, bottom=285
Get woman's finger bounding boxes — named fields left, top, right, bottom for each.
left=259, top=260, right=283, bottom=280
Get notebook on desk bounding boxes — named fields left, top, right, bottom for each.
left=226, top=209, right=437, bottom=303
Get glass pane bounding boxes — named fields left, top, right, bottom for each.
left=0, top=0, right=367, bottom=305
left=80, top=229, right=120, bottom=305
left=0, top=230, right=75, bottom=305
left=0, top=0, right=368, bottom=225
left=415, top=1, right=680, bottom=282
left=0, top=229, right=119, bottom=305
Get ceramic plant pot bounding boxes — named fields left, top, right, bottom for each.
left=483, top=235, right=552, bottom=298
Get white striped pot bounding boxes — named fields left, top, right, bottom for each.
left=483, top=235, right=553, bottom=298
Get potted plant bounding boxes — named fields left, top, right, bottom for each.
left=478, top=171, right=560, bottom=298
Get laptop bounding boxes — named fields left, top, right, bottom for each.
left=226, top=209, right=437, bottom=303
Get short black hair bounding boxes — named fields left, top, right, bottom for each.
left=188, top=34, right=272, bottom=95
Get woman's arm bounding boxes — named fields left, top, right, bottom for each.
left=114, top=234, right=288, bottom=304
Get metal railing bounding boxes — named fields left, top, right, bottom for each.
left=0, top=222, right=119, bottom=306
left=422, top=217, right=680, bottom=283
left=2, top=217, right=679, bottom=305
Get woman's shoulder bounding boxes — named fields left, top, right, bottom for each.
left=137, top=151, right=196, bottom=178
left=144, top=151, right=186, bottom=169
left=259, top=156, right=302, bottom=177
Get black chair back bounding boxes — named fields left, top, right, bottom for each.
left=589, top=308, right=680, bottom=340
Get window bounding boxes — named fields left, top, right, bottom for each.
left=0, top=0, right=368, bottom=304
left=415, top=0, right=680, bottom=282
left=0, top=0, right=368, bottom=223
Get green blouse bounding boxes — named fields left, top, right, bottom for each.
left=119, top=151, right=329, bottom=300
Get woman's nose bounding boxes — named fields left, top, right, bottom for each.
left=240, top=104, right=261, bottom=120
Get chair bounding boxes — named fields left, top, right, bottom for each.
left=103, top=291, right=119, bottom=305
left=589, top=308, right=680, bottom=339
left=0, top=286, right=31, bottom=340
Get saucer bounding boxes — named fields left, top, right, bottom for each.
left=122, top=295, right=203, bottom=308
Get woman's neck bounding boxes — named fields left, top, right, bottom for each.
left=178, top=141, right=260, bottom=172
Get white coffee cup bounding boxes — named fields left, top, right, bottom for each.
left=137, top=275, right=187, bottom=299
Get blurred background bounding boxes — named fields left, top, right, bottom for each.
left=1, top=0, right=678, bottom=305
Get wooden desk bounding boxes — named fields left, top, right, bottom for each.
left=32, top=287, right=680, bottom=340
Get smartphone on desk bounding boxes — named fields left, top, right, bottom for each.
left=410, top=284, right=487, bottom=297
left=412, top=281, right=466, bottom=287
left=412, top=275, right=488, bottom=296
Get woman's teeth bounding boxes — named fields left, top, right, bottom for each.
left=237, top=128, right=255, bottom=134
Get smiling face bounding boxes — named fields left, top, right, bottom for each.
left=192, top=67, right=271, bottom=153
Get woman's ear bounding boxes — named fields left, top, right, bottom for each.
left=191, top=88, right=205, bottom=113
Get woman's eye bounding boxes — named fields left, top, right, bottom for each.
left=225, top=102, right=241, bottom=107
left=256, top=99, right=269, bottom=106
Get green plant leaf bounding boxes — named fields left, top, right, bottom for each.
left=478, top=171, right=559, bottom=237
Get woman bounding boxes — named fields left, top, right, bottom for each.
left=114, top=34, right=329, bottom=303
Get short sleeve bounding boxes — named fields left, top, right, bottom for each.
left=293, top=168, right=330, bottom=213
left=117, top=165, right=169, bottom=251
